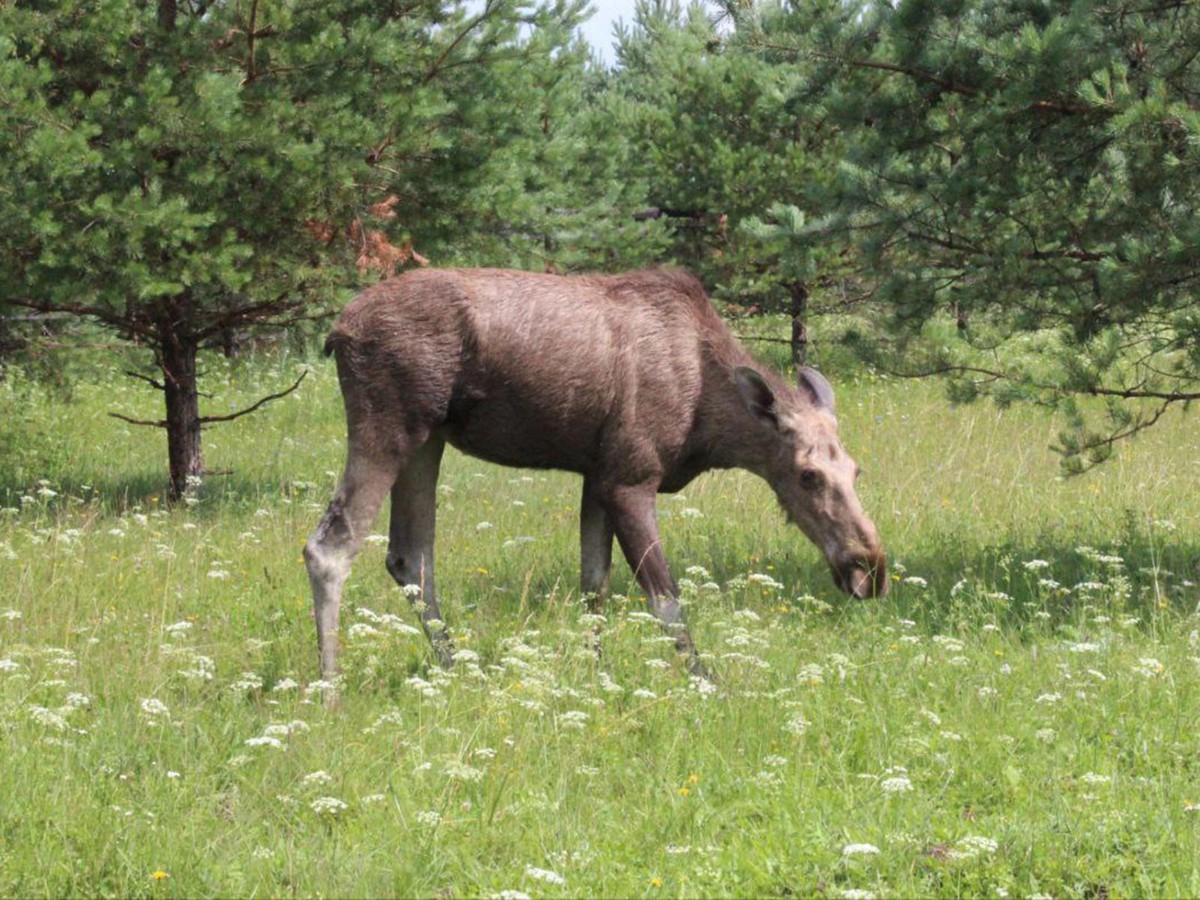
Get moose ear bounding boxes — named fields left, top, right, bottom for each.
left=733, top=366, right=779, bottom=428
left=799, top=366, right=835, bottom=413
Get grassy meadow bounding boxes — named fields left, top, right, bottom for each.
left=1, top=333, right=1199, bottom=897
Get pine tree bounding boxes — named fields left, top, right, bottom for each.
left=608, top=0, right=852, bottom=370
left=0, top=0, right=584, bottom=498
left=788, top=0, right=1200, bottom=469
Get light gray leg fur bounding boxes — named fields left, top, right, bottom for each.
left=305, top=451, right=399, bottom=678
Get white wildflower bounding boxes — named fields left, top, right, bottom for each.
left=310, top=796, right=348, bottom=816
left=1134, top=658, right=1164, bottom=678
left=949, top=835, right=998, bottom=859
left=303, top=770, right=334, bottom=786
left=842, top=843, right=881, bottom=858
left=1079, top=772, right=1111, bottom=785
left=797, top=663, right=825, bottom=684
left=747, top=573, right=783, bottom=589
left=524, top=866, right=566, bottom=887
left=0, top=659, right=19, bottom=673
left=229, top=671, right=264, bottom=693
left=557, top=710, right=590, bottom=730
left=178, top=654, right=215, bottom=681
left=139, top=698, right=170, bottom=721
left=932, top=635, right=965, bottom=652
left=880, top=775, right=913, bottom=794
left=444, top=761, right=485, bottom=782
left=784, top=714, right=810, bottom=736
left=165, top=620, right=193, bottom=638
left=28, top=705, right=69, bottom=731
left=244, top=736, right=284, bottom=749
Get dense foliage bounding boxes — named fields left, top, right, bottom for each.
left=2, top=0, right=1198, bottom=491
left=741, top=0, right=1200, bottom=470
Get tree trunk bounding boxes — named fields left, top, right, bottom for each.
left=158, top=316, right=202, bottom=502
left=788, top=279, right=809, bottom=372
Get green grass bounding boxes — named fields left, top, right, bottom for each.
left=1, top=347, right=1199, bottom=897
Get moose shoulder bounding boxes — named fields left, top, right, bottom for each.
left=304, top=267, right=886, bottom=677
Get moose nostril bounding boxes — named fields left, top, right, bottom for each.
left=849, top=567, right=873, bottom=599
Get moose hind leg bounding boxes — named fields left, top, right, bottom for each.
left=385, top=435, right=453, bottom=668
left=580, top=478, right=614, bottom=611
left=305, top=452, right=399, bottom=678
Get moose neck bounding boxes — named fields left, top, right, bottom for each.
left=687, top=365, right=789, bottom=480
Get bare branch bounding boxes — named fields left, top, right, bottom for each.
left=877, top=361, right=1200, bottom=402
left=109, top=412, right=166, bottom=427
left=197, top=370, right=307, bottom=426
left=9, top=297, right=157, bottom=340
left=124, top=370, right=165, bottom=391
left=1084, top=384, right=1200, bottom=401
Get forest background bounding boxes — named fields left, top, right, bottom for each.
left=3, top=0, right=1199, bottom=497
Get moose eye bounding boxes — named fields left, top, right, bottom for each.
left=798, top=469, right=823, bottom=491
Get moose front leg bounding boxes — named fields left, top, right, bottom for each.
left=604, top=483, right=705, bottom=675
left=305, top=450, right=400, bottom=679
left=385, top=435, right=454, bottom=668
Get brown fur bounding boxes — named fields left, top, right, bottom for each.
left=305, top=268, right=886, bottom=677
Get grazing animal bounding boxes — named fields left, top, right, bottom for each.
left=305, top=267, right=886, bottom=676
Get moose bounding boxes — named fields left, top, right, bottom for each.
left=305, top=267, right=887, bottom=677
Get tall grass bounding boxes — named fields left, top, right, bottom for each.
left=0, top=341, right=1198, bottom=897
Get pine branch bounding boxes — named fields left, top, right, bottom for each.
left=423, top=0, right=501, bottom=86
left=801, top=48, right=1116, bottom=117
